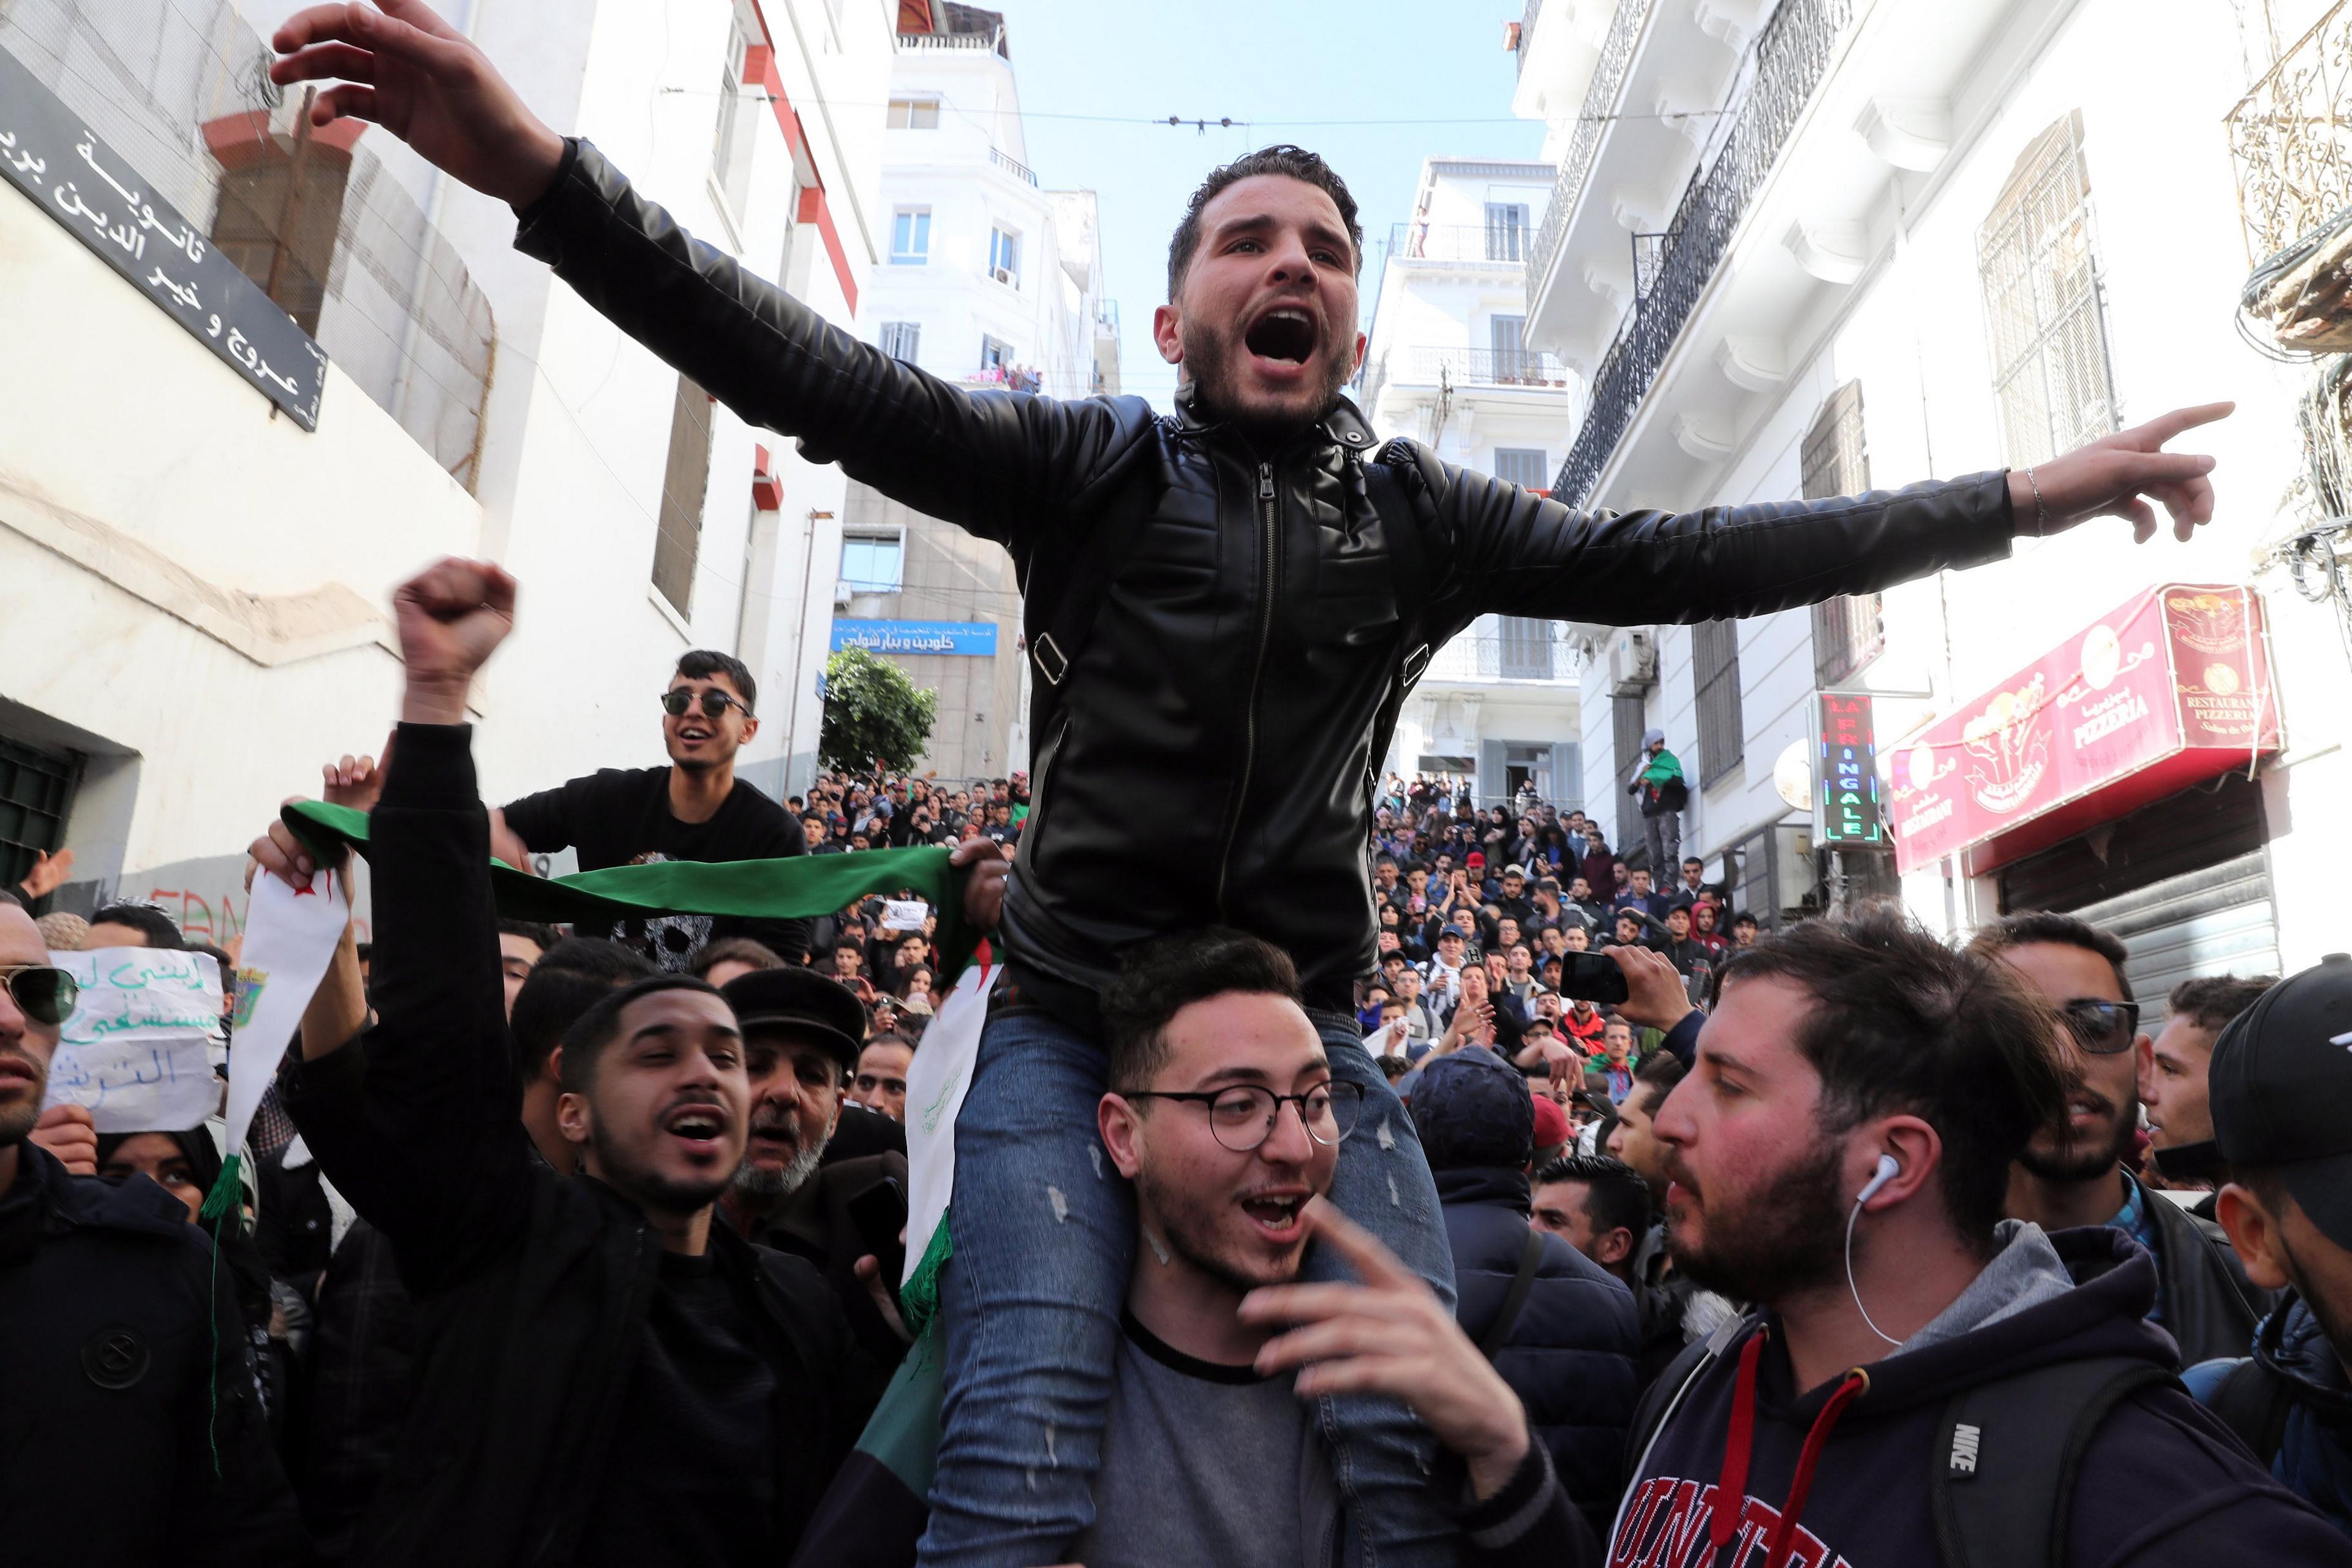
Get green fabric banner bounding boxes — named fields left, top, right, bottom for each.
left=280, top=800, right=985, bottom=976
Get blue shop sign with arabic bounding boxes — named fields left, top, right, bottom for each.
left=0, top=45, right=328, bottom=428
left=831, top=619, right=1000, bottom=657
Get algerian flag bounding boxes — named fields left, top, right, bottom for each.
left=230, top=799, right=992, bottom=1329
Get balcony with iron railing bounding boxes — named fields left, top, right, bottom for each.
left=2228, top=1, right=2352, bottom=263
left=1527, top=0, right=1658, bottom=313
left=989, top=145, right=1038, bottom=187
left=897, top=26, right=1005, bottom=53
left=966, top=363, right=1040, bottom=393
left=1515, top=0, right=1546, bottom=76
left=1389, top=221, right=1535, bottom=266
left=1402, top=345, right=1575, bottom=390
left=1553, top=0, right=1855, bottom=507
left=1424, top=625, right=1578, bottom=684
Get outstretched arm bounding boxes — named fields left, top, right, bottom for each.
left=1422, top=404, right=2230, bottom=627
left=270, top=1, right=1149, bottom=557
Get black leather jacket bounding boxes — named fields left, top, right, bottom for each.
left=514, top=138, right=2019, bottom=1015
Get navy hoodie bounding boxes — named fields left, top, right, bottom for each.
left=2187, top=1295, right=2352, bottom=1537
left=1608, top=1226, right=2351, bottom=1568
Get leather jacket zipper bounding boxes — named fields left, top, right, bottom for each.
left=1217, top=461, right=1280, bottom=916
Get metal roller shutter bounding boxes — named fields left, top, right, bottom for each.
left=2068, top=851, right=2281, bottom=1035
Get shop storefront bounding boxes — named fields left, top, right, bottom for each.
left=1889, top=584, right=2285, bottom=1028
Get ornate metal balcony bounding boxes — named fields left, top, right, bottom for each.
left=2228, top=0, right=2352, bottom=262
left=1390, top=221, right=1534, bottom=265
left=1406, top=345, right=1574, bottom=388
left=1553, top=0, right=1856, bottom=507
left=1526, top=0, right=1657, bottom=312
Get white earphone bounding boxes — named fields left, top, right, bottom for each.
left=1847, top=1154, right=1904, bottom=1347
left=1855, top=1153, right=1901, bottom=1207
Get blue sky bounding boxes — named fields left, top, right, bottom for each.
left=997, top=0, right=1547, bottom=407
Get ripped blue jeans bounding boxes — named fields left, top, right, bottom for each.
left=917, top=1002, right=1462, bottom=1567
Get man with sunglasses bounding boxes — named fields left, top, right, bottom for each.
left=1079, top=927, right=1586, bottom=1568
left=0, top=892, right=309, bottom=1559
left=1973, top=911, right=2274, bottom=1363
left=492, top=649, right=814, bottom=968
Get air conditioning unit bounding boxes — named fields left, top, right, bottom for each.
left=992, top=266, right=1016, bottom=286
left=834, top=582, right=856, bottom=608
left=1607, top=629, right=1657, bottom=696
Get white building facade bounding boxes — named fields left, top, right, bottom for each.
left=1, top=0, right=891, bottom=933
left=1511, top=0, right=2352, bottom=1022
left=837, top=4, right=1120, bottom=780
left=1360, top=157, right=1584, bottom=810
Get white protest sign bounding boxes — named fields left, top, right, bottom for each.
left=42, top=947, right=222, bottom=1133
left=881, top=899, right=931, bottom=933
left=226, top=865, right=350, bottom=1164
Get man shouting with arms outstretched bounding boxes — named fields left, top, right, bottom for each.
left=270, top=8, right=2229, bottom=1561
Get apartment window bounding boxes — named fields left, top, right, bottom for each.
left=710, top=20, right=755, bottom=224
left=840, top=533, right=904, bottom=594
left=1483, top=202, right=1530, bottom=262
left=980, top=334, right=1014, bottom=372
left=653, top=375, right=714, bottom=617
left=1498, top=617, right=1554, bottom=680
left=989, top=225, right=1022, bottom=287
left=888, top=96, right=941, bottom=129
left=879, top=321, right=922, bottom=361
left=1491, top=448, right=1549, bottom=492
left=1691, top=619, right=1744, bottom=783
left=1800, top=381, right=1883, bottom=687
left=1978, top=110, right=2117, bottom=468
left=1611, top=693, right=1647, bottom=855
left=1490, top=314, right=1529, bottom=382
left=0, top=734, right=77, bottom=895
left=891, top=208, right=931, bottom=265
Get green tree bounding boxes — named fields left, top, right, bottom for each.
left=820, top=646, right=938, bottom=772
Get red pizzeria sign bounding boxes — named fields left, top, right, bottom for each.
left=1888, top=584, right=2281, bottom=875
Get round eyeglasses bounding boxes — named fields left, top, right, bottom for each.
left=1126, top=1080, right=1367, bottom=1153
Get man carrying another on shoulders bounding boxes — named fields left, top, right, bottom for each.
left=1083, top=928, right=1594, bottom=1567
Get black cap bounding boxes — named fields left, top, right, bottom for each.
left=720, top=967, right=868, bottom=1073
left=2209, top=954, right=2352, bottom=1246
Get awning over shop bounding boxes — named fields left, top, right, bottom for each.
left=1888, top=584, right=2281, bottom=875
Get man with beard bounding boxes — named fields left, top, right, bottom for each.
left=0, top=891, right=308, bottom=1562
left=719, top=967, right=910, bottom=1366
left=1613, top=908, right=2344, bottom=1568
left=260, top=559, right=877, bottom=1564
left=268, top=9, right=2232, bottom=1560
left=1972, top=912, right=2271, bottom=1364
left=2184, top=955, right=2352, bottom=1532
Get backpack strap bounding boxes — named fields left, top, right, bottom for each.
left=1929, top=1356, right=2177, bottom=1568
left=2206, top=1356, right=2296, bottom=1469
left=1019, top=487, right=1153, bottom=770
left=1480, top=1229, right=1548, bottom=1360
left=1362, top=443, right=1431, bottom=768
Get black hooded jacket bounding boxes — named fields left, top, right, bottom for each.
left=1611, top=1226, right=2351, bottom=1568
left=510, top=136, right=2019, bottom=1024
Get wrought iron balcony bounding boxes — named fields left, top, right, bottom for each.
left=2228, top=0, right=2352, bottom=262
left=1404, top=345, right=1574, bottom=389
left=989, top=145, right=1038, bottom=187
left=1425, top=627, right=1577, bottom=684
left=1389, top=221, right=1535, bottom=265
left=1527, top=0, right=1657, bottom=312
left=1516, top=0, right=1545, bottom=77
left=1553, top=0, right=1856, bottom=507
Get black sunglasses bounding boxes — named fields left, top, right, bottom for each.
left=2060, top=998, right=2143, bottom=1055
left=1, top=964, right=78, bottom=1027
left=661, top=688, right=753, bottom=719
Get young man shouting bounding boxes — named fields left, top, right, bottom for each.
left=1614, top=909, right=2341, bottom=1567
left=254, top=560, right=880, bottom=1564
left=270, top=7, right=2231, bottom=1558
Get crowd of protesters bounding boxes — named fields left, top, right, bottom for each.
left=0, top=0, right=2318, bottom=1559
left=9, top=602, right=2352, bottom=1565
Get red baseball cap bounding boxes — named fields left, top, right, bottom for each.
left=1467, top=851, right=1487, bottom=869
left=1531, top=1094, right=1570, bottom=1150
